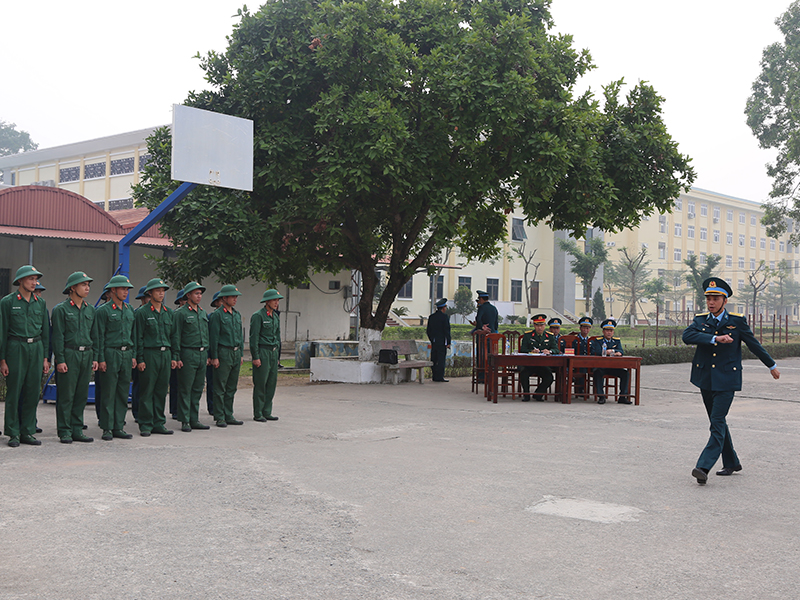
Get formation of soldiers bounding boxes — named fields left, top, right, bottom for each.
left=0, top=265, right=283, bottom=447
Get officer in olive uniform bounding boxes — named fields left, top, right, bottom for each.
left=51, top=272, right=97, bottom=443
left=519, top=314, right=559, bottom=401
left=172, top=282, right=211, bottom=432
left=0, top=265, right=50, bottom=447
left=134, top=278, right=176, bottom=436
left=209, top=285, right=244, bottom=427
left=251, top=289, right=282, bottom=422
left=205, top=291, right=223, bottom=416
left=130, top=285, right=150, bottom=421
left=591, top=319, right=631, bottom=405
left=169, top=288, right=188, bottom=420
left=682, top=278, right=780, bottom=485
left=426, top=298, right=451, bottom=382
left=92, top=275, right=136, bottom=440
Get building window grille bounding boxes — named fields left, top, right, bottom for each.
left=84, top=162, right=105, bottom=180
left=139, top=154, right=151, bottom=171
left=110, top=157, right=135, bottom=176
left=59, top=166, right=80, bottom=183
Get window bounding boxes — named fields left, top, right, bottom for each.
left=59, top=166, right=80, bottom=183
left=659, top=215, right=667, bottom=233
left=750, top=258, right=756, bottom=270
left=770, top=239, right=776, bottom=251
left=486, top=278, right=499, bottom=301
left=675, top=198, right=682, bottom=211
left=770, top=261, right=776, bottom=269
left=713, top=230, right=720, bottom=243
left=510, top=279, right=523, bottom=303
left=739, top=234, right=745, bottom=247
left=674, top=275, right=682, bottom=287
left=700, top=227, right=707, bottom=241
left=700, top=204, right=708, bottom=217
left=674, top=248, right=682, bottom=261
left=398, top=278, right=413, bottom=299
left=674, top=223, right=682, bottom=236
left=84, top=161, right=105, bottom=180
left=658, top=242, right=666, bottom=259
left=726, top=232, right=733, bottom=245
left=700, top=252, right=707, bottom=265
left=738, top=279, right=745, bottom=290
left=739, top=256, right=745, bottom=269
left=511, top=218, right=527, bottom=241
left=110, top=157, right=135, bottom=176
left=796, top=260, right=799, bottom=274
left=726, top=255, right=732, bottom=267
left=751, top=236, right=756, bottom=248
left=687, top=225, right=694, bottom=239
left=658, top=269, right=665, bottom=278
left=739, top=212, right=746, bottom=224
left=328, top=280, right=341, bottom=290
left=458, top=276, right=471, bottom=291
left=751, top=215, right=757, bottom=226
left=761, top=237, right=766, bottom=249
left=713, top=206, right=721, bottom=220
left=429, top=275, right=443, bottom=299
left=727, top=210, right=733, bottom=222
left=687, top=201, right=695, bottom=215
left=780, top=241, right=786, bottom=252
left=687, top=249, right=694, bottom=258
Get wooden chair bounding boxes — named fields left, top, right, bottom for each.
left=483, top=333, right=512, bottom=399
left=562, top=334, right=592, bottom=401
left=471, top=330, right=487, bottom=394
left=502, top=330, right=521, bottom=353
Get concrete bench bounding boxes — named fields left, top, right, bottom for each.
left=371, top=340, right=433, bottom=385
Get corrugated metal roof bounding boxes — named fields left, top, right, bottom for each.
left=0, top=225, right=172, bottom=248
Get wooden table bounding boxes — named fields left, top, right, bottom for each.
left=565, top=355, right=642, bottom=405
left=486, top=354, right=568, bottom=403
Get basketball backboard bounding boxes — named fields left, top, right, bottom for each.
left=171, top=104, right=253, bottom=192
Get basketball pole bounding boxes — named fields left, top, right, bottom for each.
left=117, top=181, right=198, bottom=282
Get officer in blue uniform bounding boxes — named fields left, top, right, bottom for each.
left=426, top=298, right=451, bottom=382
left=682, top=278, right=780, bottom=485
left=590, top=318, right=631, bottom=405
left=548, top=317, right=563, bottom=351
left=568, top=316, right=593, bottom=394
left=471, top=290, right=499, bottom=383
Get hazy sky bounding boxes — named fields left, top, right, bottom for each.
left=0, top=0, right=791, bottom=202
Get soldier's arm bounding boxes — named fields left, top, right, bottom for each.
left=209, top=311, right=220, bottom=360
left=738, top=318, right=776, bottom=370
left=51, top=305, right=67, bottom=365
left=134, top=310, right=145, bottom=364
left=250, top=312, right=262, bottom=364
left=682, top=321, right=715, bottom=346
left=92, top=307, right=105, bottom=363
left=171, top=310, right=182, bottom=361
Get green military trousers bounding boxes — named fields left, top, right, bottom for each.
left=213, top=346, right=241, bottom=422
left=55, top=347, right=93, bottom=439
left=97, top=347, right=133, bottom=432
left=177, top=348, right=207, bottom=425
left=253, top=345, right=279, bottom=419
left=3, top=339, right=44, bottom=439
left=138, top=348, right=171, bottom=434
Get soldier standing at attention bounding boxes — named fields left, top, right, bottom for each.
left=251, top=289, right=282, bottom=422
left=172, top=282, right=211, bottom=432
left=92, top=275, right=136, bottom=441
left=169, top=287, right=187, bottom=420
left=0, top=265, right=50, bottom=447
left=134, top=278, right=175, bottom=437
left=426, top=298, right=451, bottom=382
left=518, top=314, right=559, bottom=401
left=130, top=285, right=150, bottom=422
left=590, top=319, right=631, bottom=405
left=682, top=278, right=780, bottom=485
left=209, top=285, right=244, bottom=427
left=51, top=272, right=97, bottom=443
left=206, top=291, right=223, bottom=417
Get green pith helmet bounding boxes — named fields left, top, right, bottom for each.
left=145, top=278, right=170, bottom=293
left=13, top=265, right=43, bottom=286
left=181, top=281, right=206, bottom=295
left=62, top=271, right=93, bottom=295
left=261, top=289, right=284, bottom=303
left=105, top=275, right=134, bottom=289
left=218, top=284, right=242, bottom=297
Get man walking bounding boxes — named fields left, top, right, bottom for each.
left=172, top=282, right=211, bottom=432
left=209, top=285, right=244, bottom=427
left=682, top=278, right=780, bottom=485
left=426, top=298, right=451, bottom=382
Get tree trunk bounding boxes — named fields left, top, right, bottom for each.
left=358, top=327, right=383, bottom=361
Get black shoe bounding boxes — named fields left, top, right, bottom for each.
left=73, top=434, right=94, bottom=443
left=433, top=379, right=449, bottom=382
left=60, top=437, right=73, bottom=444
left=190, top=422, right=210, bottom=430
left=152, top=427, right=174, bottom=435
left=82, top=424, right=88, bottom=430
left=8, top=437, right=20, bottom=448
left=618, top=396, right=633, bottom=405
left=597, top=397, right=606, bottom=404
left=181, top=423, right=192, bottom=432
left=101, top=430, right=113, bottom=441
left=534, top=395, right=545, bottom=402
left=716, top=465, right=742, bottom=476
left=254, top=417, right=267, bottom=422
left=113, top=430, right=133, bottom=439
left=216, top=420, right=227, bottom=428
left=692, top=467, right=709, bottom=485
left=226, top=419, right=244, bottom=426
left=265, top=416, right=279, bottom=421
left=20, top=435, right=42, bottom=446
left=140, top=431, right=151, bottom=437
left=36, top=427, right=43, bottom=434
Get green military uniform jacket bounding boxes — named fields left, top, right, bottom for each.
left=172, top=304, right=210, bottom=358
left=51, top=299, right=95, bottom=364
left=520, top=329, right=559, bottom=354
left=92, top=300, right=135, bottom=362
left=249, top=308, right=280, bottom=361
left=209, top=305, right=243, bottom=359
left=0, top=291, right=49, bottom=362
left=134, top=302, right=175, bottom=362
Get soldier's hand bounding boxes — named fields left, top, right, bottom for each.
left=716, top=334, right=734, bottom=344
left=211, top=359, right=220, bottom=368
left=43, top=359, right=50, bottom=374
left=253, top=359, right=262, bottom=368
left=132, top=358, right=137, bottom=369
left=56, top=362, right=68, bottom=373
left=771, top=368, right=781, bottom=380
left=172, top=360, right=179, bottom=369
left=0, top=359, right=8, bottom=377
left=91, top=361, right=99, bottom=372
left=138, top=362, right=146, bottom=372
left=99, top=361, right=107, bottom=372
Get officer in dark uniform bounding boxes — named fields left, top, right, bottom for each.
left=548, top=317, right=563, bottom=351
left=682, top=278, right=780, bottom=485
left=471, top=290, right=499, bottom=383
left=568, top=316, right=593, bottom=394
left=591, top=318, right=631, bottom=405
left=426, top=298, right=451, bottom=382
left=519, top=314, right=559, bottom=401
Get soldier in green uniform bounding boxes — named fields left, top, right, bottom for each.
left=205, top=291, right=223, bottom=417
left=590, top=318, right=631, bottom=405
left=92, top=275, right=136, bottom=440
left=172, top=281, right=211, bottom=432
left=134, top=278, right=176, bottom=437
left=250, top=289, right=282, bottom=422
left=0, top=265, right=50, bottom=447
left=209, top=285, right=244, bottom=427
left=519, top=313, right=559, bottom=401
left=51, top=272, right=97, bottom=443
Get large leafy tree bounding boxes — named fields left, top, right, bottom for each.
left=684, top=253, right=722, bottom=310
left=746, top=1, right=800, bottom=240
left=132, top=0, right=694, bottom=351
left=0, top=120, right=37, bottom=157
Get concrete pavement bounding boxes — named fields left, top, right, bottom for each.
left=2, top=357, right=800, bottom=599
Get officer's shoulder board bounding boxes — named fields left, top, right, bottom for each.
left=729, top=312, right=744, bottom=317
left=695, top=312, right=709, bottom=317
left=524, top=330, right=533, bottom=334
left=613, top=337, right=620, bottom=340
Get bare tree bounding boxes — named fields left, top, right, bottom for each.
left=747, top=261, right=771, bottom=315
left=511, top=242, right=541, bottom=323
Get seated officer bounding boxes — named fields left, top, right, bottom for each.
left=591, top=318, right=631, bottom=405
left=548, top=318, right=563, bottom=350
left=567, top=316, right=593, bottom=394
left=518, top=313, right=559, bottom=402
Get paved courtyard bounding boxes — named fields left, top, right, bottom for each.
left=2, top=357, right=800, bottom=599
